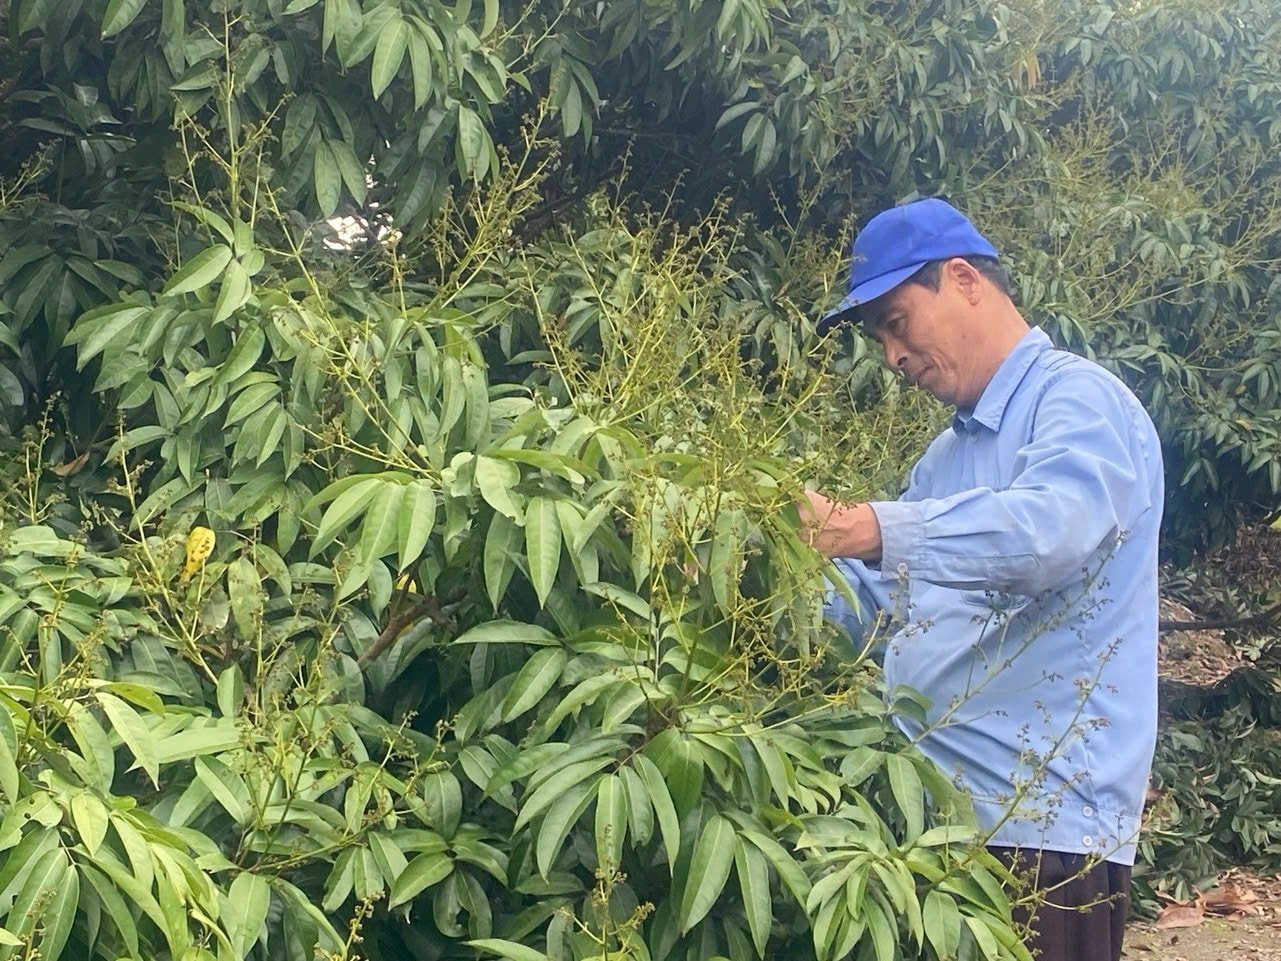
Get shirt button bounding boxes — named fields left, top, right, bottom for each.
left=1082, top=835, right=1094, bottom=847
left=1082, top=805, right=1095, bottom=818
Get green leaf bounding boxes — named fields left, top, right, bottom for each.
left=216, top=664, right=245, bottom=717
left=709, top=508, right=746, bottom=611
left=225, top=872, right=271, bottom=958
left=484, top=742, right=568, bottom=800
left=329, top=138, right=368, bottom=206
left=228, top=555, right=264, bottom=638
left=679, top=813, right=735, bottom=934
left=213, top=257, right=251, bottom=324
left=525, top=496, right=562, bottom=607
left=161, top=244, right=233, bottom=296
left=924, top=890, right=962, bottom=960
left=780, top=54, right=807, bottom=85
left=738, top=829, right=810, bottom=905
left=17, top=0, right=58, bottom=34
left=153, top=720, right=243, bottom=763
left=406, top=27, right=434, bottom=109
left=397, top=482, right=436, bottom=572
left=966, top=915, right=1001, bottom=961
left=646, top=728, right=703, bottom=817
left=885, top=754, right=925, bottom=842
left=389, top=852, right=454, bottom=908
left=66, top=305, right=148, bottom=370
left=0, top=725, right=19, bottom=805
left=66, top=703, right=115, bottom=791
left=734, top=837, right=771, bottom=957
left=743, top=112, right=766, bottom=153
left=618, top=763, right=653, bottom=847
left=81, top=864, right=140, bottom=956
left=474, top=455, right=522, bottom=520
left=369, top=832, right=411, bottom=889
left=594, top=773, right=628, bottom=873
left=752, top=117, right=777, bottom=175
left=451, top=836, right=508, bottom=883
left=483, top=511, right=522, bottom=611
left=500, top=647, right=567, bottom=722
left=489, top=448, right=588, bottom=485
left=95, top=692, right=159, bottom=786
left=457, top=104, right=487, bottom=179
left=479, top=0, right=498, bottom=36
left=282, top=94, right=317, bottom=156
left=329, top=0, right=363, bottom=60
left=171, top=200, right=235, bottom=244
left=170, top=61, right=219, bottom=91
left=839, top=747, right=884, bottom=787
left=314, top=141, right=341, bottom=217
left=535, top=779, right=595, bottom=877
left=513, top=757, right=614, bottom=834
left=461, top=361, right=490, bottom=447
left=452, top=620, right=557, bottom=646
left=195, top=755, right=250, bottom=823
left=7, top=849, right=76, bottom=958
left=467, top=939, right=551, bottom=961
left=561, top=80, right=583, bottom=138
left=371, top=16, right=408, bottom=98
left=101, top=0, right=148, bottom=37
left=633, top=755, right=680, bottom=873
left=214, top=324, right=265, bottom=386
left=422, top=771, right=462, bottom=837
left=864, top=895, right=894, bottom=961
left=537, top=672, right=622, bottom=737
left=358, top=483, right=404, bottom=563
left=311, top=477, right=381, bottom=556
left=915, top=825, right=977, bottom=848
left=69, top=793, right=109, bottom=857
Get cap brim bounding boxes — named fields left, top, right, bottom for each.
left=816, top=261, right=927, bottom=334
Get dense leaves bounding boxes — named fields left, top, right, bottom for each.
left=3, top=0, right=1281, bottom=549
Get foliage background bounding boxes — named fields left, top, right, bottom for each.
left=1, top=0, right=1280, bottom=956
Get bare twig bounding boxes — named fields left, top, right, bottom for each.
left=1159, top=602, right=1281, bottom=634
left=357, top=593, right=456, bottom=668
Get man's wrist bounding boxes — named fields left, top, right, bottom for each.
left=835, top=502, right=883, bottom=561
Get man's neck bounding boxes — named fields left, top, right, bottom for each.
left=963, top=309, right=1032, bottom=408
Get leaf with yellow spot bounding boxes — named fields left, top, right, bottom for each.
left=180, top=526, right=216, bottom=583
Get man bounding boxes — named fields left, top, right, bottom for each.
left=804, top=198, right=1163, bottom=961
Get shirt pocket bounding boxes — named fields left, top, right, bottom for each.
left=960, top=588, right=1033, bottom=620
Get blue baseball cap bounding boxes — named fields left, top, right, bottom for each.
left=818, top=197, right=1000, bottom=333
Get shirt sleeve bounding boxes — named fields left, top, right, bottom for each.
left=867, top=371, right=1155, bottom=595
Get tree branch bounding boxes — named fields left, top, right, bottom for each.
left=1159, top=601, right=1281, bottom=633
left=357, top=592, right=457, bottom=668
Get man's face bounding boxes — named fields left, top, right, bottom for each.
left=863, top=262, right=984, bottom=408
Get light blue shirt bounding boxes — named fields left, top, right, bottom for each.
left=827, top=327, right=1163, bottom=865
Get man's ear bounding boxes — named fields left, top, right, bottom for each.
left=944, top=257, right=984, bottom=305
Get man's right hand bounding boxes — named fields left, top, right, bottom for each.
left=799, top=490, right=884, bottom=562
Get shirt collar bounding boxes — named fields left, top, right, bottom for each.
left=953, top=327, right=1052, bottom=434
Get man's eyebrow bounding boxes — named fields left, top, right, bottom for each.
left=864, top=307, right=901, bottom=331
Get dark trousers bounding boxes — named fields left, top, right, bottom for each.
left=990, top=848, right=1132, bottom=961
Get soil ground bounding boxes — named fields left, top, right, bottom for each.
left=1123, top=911, right=1281, bottom=960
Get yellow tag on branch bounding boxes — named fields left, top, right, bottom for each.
left=180, top=526, right=216, bottom=583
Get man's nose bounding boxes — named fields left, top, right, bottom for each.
left=883, top=340, right=908, bottom=372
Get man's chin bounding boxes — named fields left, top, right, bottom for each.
left=911, top=369, right=943, bottom=399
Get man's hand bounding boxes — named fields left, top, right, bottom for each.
left=799, top=490, right=884, bottom=561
